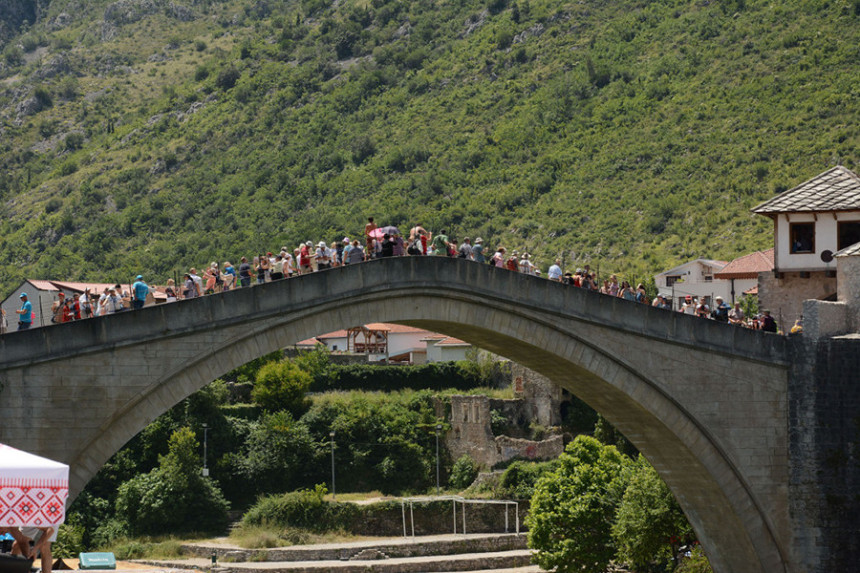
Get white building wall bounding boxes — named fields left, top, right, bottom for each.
left=774, top=211, right=860, bottom=272
left=319, top=336, right=348, bottom=352
left=388, top=332, right=428, bottom=357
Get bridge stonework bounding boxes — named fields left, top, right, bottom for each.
left=0, top=257, right=855, bottom=572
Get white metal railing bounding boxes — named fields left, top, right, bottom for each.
left=399, top=495, right=519, bottom=537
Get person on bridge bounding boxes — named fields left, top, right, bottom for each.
left=238, top=257, right=252, bottom=287
left=132, top=275, right=150, bottom=310
left=472, top=238, right=485, bottom=263
left=380, top=234, right=395, bottom=258
left=711, top=296, right=730, bottom=322
left=547, top=259, right=563, bottom=281
left=728, top=301, right=745, bottom=325
left=431, top=230, right=449, bottom=256
left=365, top=217, right=377, bottom=252
left=317, top=241, right=333, bottom=269
left=346, top=240, right=365, bottom=264
left=103, top=288, right=125, bottom=314
left=760, top=309, right=778, bottom=333
left=457, top=237, right=474, bottom=260
left=15, top=293, right=32, bottom=330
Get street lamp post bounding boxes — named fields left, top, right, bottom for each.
left=202, top=423, right=209, bottom=477
left=435, top=424, right=442, bottom=495
left=330, top=431, right=336, bottom=499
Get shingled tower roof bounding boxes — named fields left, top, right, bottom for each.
left=752, top=166, right=860, bottom=215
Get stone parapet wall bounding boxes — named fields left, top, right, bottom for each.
left=181, top=532, right=528, bottom=561
left=758, top=271, right=836, bottom=328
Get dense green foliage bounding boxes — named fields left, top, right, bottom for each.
left=497, top=458, right=560, bottom=500
left=612, top=456, right=694, bottom=571
left=309, top=360, right=506, bottom=392
left=527, top=435, right=634, bottom=573
left=241, top=485, right=347, bottom=533
left=449, top=455, right=479, bottom=489
left=0, top=0, right=857, bottom=294
left=252, top=360, right=313, bottom=416
left=526, top=438, right=705, bottom=572
left=113, top=427, right=230, bottom=536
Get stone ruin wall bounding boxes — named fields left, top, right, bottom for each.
left=758, top=271, right=837, bottom=328
left=445, top=370, right=567, bottom=469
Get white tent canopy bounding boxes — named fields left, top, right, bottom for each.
left=0, top=444, right=69, bottom=527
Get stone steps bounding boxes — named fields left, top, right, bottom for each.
left=143, top=534, right=535, bottom=573
left=145, top=549, right=535, bottom=573
left=181, top=533, right=528, bottom=562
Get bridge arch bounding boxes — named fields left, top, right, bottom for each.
left=0, top=257, right=790, bottom=573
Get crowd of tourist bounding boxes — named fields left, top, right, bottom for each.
left=3, top=218, right=779, bottom=333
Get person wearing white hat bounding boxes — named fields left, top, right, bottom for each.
left=316, top=241, right=332, bottom=270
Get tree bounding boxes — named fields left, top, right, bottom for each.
left=526, top=435, right=633, bottom=573
left=114, top=427, right=229, bottom=536
left=612, top=456, right=694, bottom=571
left=252, top=359, right=313, bottom=417
left=239, top=411, right=318, bottom=496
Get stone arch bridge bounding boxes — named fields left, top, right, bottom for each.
left=0, top=257, right=853, bottom=573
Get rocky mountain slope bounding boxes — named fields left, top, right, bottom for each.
left=0, top=0, right=857, bottom=292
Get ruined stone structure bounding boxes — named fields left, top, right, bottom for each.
left=0, top=256, right=857, bottom=573
left=446, top=395, right=563, bottom=468
left=511, top=363, right=565, bottom=427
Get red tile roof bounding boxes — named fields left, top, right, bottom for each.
left=317, top=330, right=349, bottom=339
left=713, top=249, right=774, bottom=279
left=27, top=280, right=59, bottom=291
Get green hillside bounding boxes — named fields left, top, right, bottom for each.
left=0, top=0, right=857, bottom=292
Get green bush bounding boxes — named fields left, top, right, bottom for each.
left=241, top=485, right=359, bottom=532
left=449, top=455, right=478, bottom=490
left=252, top=360, right=312, bottom=417
left=237, top=411, right=318, bottom=497
left=498, top=459, right=559, bottom=500
left=114, top=428, right=230, bottom=536
left=308, top=361, right=499, bottom=393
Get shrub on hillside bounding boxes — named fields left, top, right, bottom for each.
left=252, top=360, right=312, bottom=417
left=114, top=428, right=230, bottom=536
left=237, top=411, right=318, bottom=497
left=308, top=361, right=499, bottom=393
left=449, top=455, right=478, bottom=490
left=241, top=485, right=359, bottom=532
left=498, top=459, right=560, bottom=500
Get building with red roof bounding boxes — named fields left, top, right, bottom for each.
left=295, top=323, right=473, bottom=364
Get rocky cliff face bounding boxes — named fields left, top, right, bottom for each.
left=0, top=0, right=41, bottom=46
